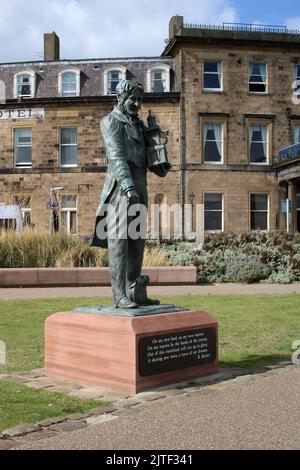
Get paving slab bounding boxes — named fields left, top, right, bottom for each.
left=85, top=415, right=118, bottom=426
left=2, top=424, right=40, bottom=438
left=49, top=420, right=87, bottom=433
left=12, top=366, right=300, bottom=450
left=0, top=438, right=17, bottom=450
left=15, top=431, right=57, bottom=442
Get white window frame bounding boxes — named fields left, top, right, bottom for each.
left=250, top=193, right=269, bottom=231
left=12, top=195, right=31, bottom=226
left=203, top=192, right=224, bottom=232
left=249, top=122, right=270, bottom=166
left=59, top=127, right=78, bottom=168
left=203, top=60, right=223, bottom=92
left=58, top=69, right=80, bottom=97
left=60, top=195, right=77, bottom=235
left=294, top=64, right=300, bottom=89
left=0, top=79, right=6, bottom=103
left=294, top=123, right=300, bottom=144
left=249, top=63, right=268, bottom=94
left=13, top=128, right=32, bottom=168
left=14, top=71, right=36, bottom=98
left=203, top=122, right=224, bottom=164
left=103, top=66, right=126, bottom=95
left=146, top=65, right=170, bottom=92
left=21, top=207, right=31, bottom=226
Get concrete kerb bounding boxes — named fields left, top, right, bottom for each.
left=0, top=361, right=296, bottom=447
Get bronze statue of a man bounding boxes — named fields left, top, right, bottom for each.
left=92, top=80, right=170, bottom=308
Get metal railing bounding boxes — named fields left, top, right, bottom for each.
left=182, top=22, right=300, bottom=35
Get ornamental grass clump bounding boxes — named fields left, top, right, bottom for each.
left=0, top=229, right=107, bottom=268
left=0, top=229, right=169, bottom=268
left=0, top=229, right=59, bottom=268
left=143, top=246, right=169, bottom=266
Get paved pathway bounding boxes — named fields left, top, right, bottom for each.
left=1, top=283, right=300, bottom=299
left=10, top=365, right=300, bottom=450
left=1, top=283, right=299, bottom=450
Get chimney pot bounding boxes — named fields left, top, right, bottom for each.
left=44, top=32, right=60, bottom=61
left=169, top=16, right=184, bottom=39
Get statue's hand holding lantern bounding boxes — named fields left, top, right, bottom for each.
left=145, top=110, right=171, bottom=177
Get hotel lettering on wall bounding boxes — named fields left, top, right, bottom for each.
left=0, top=108, right=44, bottom=119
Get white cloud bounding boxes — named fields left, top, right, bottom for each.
left=0, top=0, right=239, bottom=62
left=285, top=17, right=300, bottom=30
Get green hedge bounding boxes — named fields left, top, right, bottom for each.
left=161, top=232, right=300, bottom=284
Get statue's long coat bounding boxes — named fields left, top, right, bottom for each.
left=91, top=106, right=149, bottom=248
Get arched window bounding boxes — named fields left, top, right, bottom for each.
left=103, top=67, right=126, bottom=95
left=14, top=71, right=36, bottom=98
left=58, top=69, right=80, bottom=97
left=108, top=70, right=121, bottom=94
left=147, top=65, right=170, bottom=92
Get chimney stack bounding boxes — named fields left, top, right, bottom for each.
left=44, top=32, right=60, bottom=61
left=169, top=16, right=184, bottom=39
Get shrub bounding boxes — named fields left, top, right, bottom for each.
left=266, top=267, right=296, bottom=284
left=1, top=230, right=299, bottom=284
left=161, top=243, right=194, bottom=266
left=194, top=249, right=227, bottom=283
left=224, top=254, right=271, bottom=283
left=150, top=233, right=300, bottom=284
left=191, top=232, right=300, bottom=284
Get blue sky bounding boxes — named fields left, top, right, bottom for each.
left=0, top=0, right=299, bottom=62
left=233, top=0, right=298, bottom=26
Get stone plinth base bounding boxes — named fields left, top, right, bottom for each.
left=45, top=310, right=218, bottom=394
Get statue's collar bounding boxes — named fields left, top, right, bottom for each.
left=111, top=106, right=142, bottom=126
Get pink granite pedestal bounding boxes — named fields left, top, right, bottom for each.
left=45, top=310, right=218, bottom=394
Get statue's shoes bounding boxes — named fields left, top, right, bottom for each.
left=141, top=298, right=160, bottom=306
left=116, top=296, right=138, bottom=309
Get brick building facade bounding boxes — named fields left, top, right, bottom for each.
left=1, top=17, right=300, bottom=235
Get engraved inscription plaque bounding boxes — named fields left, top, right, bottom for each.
left=138, top=328, right=216, bottom=377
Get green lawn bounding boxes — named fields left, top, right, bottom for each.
left=0, top=380, right=106, bottom=431
left=0, top=294, right=299, bottom=432
left=0, top=294, right=299, bottom=372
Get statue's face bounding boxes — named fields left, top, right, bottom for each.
left=123, top=90, right=143, bottom=116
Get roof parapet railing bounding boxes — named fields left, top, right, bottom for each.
left=183, top=22, right=300, bottom=35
